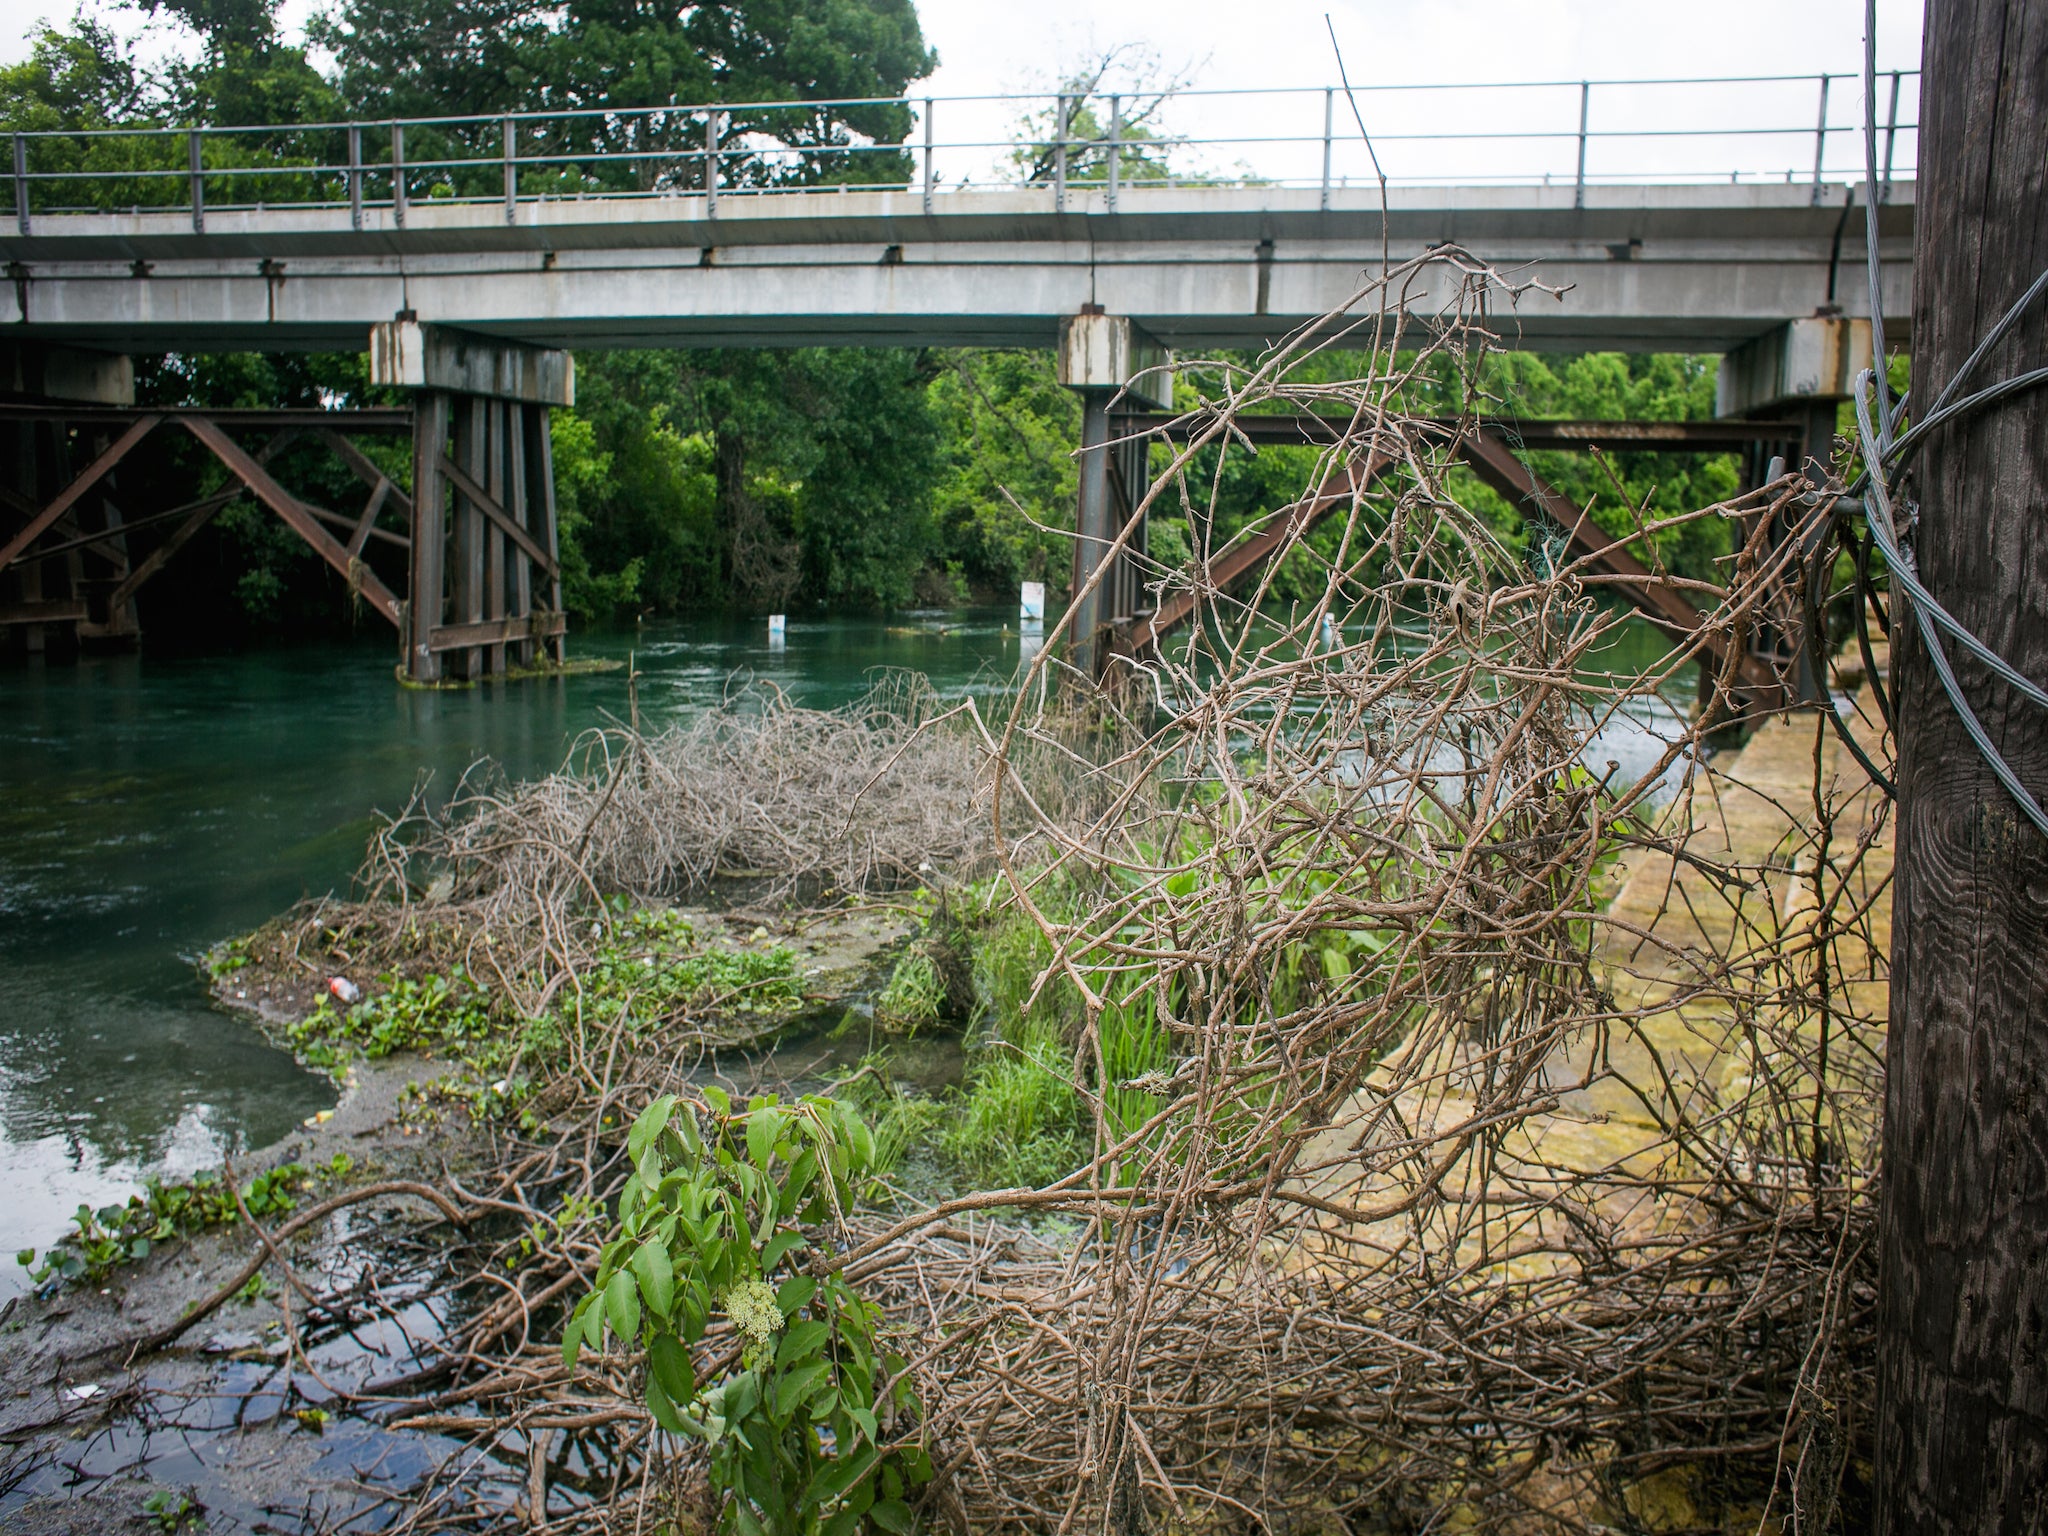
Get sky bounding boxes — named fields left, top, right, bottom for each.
left=0, top=0, right=1928, bottom=187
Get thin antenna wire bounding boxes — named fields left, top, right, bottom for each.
left=1861, top=0, right=1891, bottom=454
left=1324, top=13, right=1391, bottom=282
left=1323, top=14, right=1386, bottom=189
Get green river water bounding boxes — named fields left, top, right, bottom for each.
left=0, top=610, right=1686, bottom=1296
left=0, top=611, right=1044, bottom=1293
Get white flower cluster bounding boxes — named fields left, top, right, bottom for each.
left=722, top=1278, right=782, bottom=1372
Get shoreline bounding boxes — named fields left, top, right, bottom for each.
left=0, top=895, right=931, bottom=1533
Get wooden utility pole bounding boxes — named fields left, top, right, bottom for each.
left=1876, top=2, right=2048, bottom=1529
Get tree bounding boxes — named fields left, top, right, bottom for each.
left=312, top=0, right=934, bottom=199
left=552, top=347, right=942, bottom=617
left=1875, top=1, right=2048, bottom=1529
left=927, top=350, right=1079, bottom=600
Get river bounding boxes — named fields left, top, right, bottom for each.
left=0, top=609, right=1688, bottom=1295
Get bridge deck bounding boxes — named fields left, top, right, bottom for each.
left=2, top=181, right=1913, bottom=355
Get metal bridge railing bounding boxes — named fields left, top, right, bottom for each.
left=6, top=72, right=1920, bottom=236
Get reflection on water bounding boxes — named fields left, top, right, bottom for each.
left=0, top=606, right=1694, bottom=1291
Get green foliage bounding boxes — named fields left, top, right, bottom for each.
left=568, top=1091, right=929, bottom=1534
left=288, top=969, right=496, bottom=1071
left=141, top=1488, right=206, bottom=1533
left=278, top=907, right=805, bottom=1095
left=315, top=0, right=933, bottom=200
left=15, top=1156, right=347, bottom=1289
left=873, top=950, right=943, bottom=1036
left=926, top=351, right=1078, bottom=599
left=555, top=348, right=942, bottom=615
left=939, top=1022, right=1081, bottom=1190
left=579, top=904, right=810, bottom=1025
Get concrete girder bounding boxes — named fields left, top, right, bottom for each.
left=0, top=182, right=1915, bottom=358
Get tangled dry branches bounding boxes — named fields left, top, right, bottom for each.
left=178, top=249, right=1891, bottom=1534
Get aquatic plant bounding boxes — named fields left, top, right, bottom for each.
left=16, top=1157, right=347, bottom=1290
left=872, top=948, right=945, bottom=1035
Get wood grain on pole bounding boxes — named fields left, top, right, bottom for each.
left=485, top=397, right=507, bottom=676
left=1877, top=2, right=2048, bottom=1529
left=409, top=393, right=447, bottom=682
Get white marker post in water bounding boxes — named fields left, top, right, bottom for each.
left=767, top=614, right=786, bottom=649
left=1019, top=582, right=1045, bottom=622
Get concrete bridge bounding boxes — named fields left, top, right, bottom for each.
left=0, top=74, right=1917, bottom=684
left=2, top=180, right=1912, bottom=355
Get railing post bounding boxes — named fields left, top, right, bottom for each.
left=503, top=115, right=517, bottom=223
left=1107, top=93, right=1121, bottom=211
left=1573, top=81, right=1589, bottom=209
left=1881, top=69, right=1902, bottom=201
left=1810, top=73, right=1830, bottom=205
left=1320, top=88, right=1334, bottom=211
left=705, top=111, right=719, bottom=217
left=922, top=97, right=934, bottom=215
left=12, top=133, right=26, bottom=236
left=348, top=123, right=363, bottom=230
left=391, top=122, right=406, bottom=228
left=1054, top=94, right=1068, bottom=213
left=188, top=130, right=205, bottom=233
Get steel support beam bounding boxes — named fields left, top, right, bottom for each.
left=1116, top=411, right=1808, bottom=452
left=1131, top=450, right=1392, bottom=651
left=180, top=414, right=403, bottom=626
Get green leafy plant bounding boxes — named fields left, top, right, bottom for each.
left=873, top=950, right=945, bottom=1036
left=566, top=1090, right=929, bottom=1534
left=286, top=969, right=496, bottom=1071
left=140, top=1488, right=204, bottom=1532
left=17, top=1203, right=145, bottom=1286
left=18, top=1162, right=322, bottom=1290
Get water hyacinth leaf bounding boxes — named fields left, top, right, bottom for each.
left=776, top=1273, right=817, bottom=1316
left=633, top=1239, right=674, bottom=1319
left=605, top=1268, right=641, bottom=1342
left=650, top=1331, right=695, bottom=1406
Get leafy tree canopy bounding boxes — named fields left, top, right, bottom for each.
left=311, top=0, right=934, bottom=195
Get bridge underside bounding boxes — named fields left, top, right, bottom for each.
left=1, top=183, right=1913, bottom=357
left=2, top=182, right=1903, bottom=687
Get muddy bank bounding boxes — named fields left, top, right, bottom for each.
left=0, top=901, right=928, bottom=1534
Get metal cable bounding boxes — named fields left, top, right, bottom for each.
left=1825, top=0, right=2048, bottom=837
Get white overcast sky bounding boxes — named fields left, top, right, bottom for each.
left=0, top=0, right=1927, bottom=187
